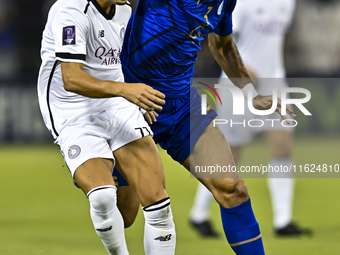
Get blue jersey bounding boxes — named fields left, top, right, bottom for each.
left=121, top=0, right=236, bottom=98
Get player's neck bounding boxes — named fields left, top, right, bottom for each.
left=96, top=0, right=115, bottom=15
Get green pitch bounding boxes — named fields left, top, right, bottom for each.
left=0, top=136, right=339, bottom=254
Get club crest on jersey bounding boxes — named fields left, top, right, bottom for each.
left=68, top=145, right=81, bottom=159
left=63, top=26, right=76, bottom=45
left=217, top=0, right=224, bottom=15
left=120, top=27, right=126, bottom=44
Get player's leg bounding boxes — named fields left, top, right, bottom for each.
left=264, top=130, right=311, bottom=236
left=183, top=122, right=265, bottom=254
left=113, top=168, right=140, bottom=228
left=116, top=185, right=140, bottom=228
left=74, top=158, right=129, bottom=255
left=188, top=83, right=251, bottom=238
left=189, top=183, right=218, bottom=237
left=114, top=135, right=176, bottom=255
left=189, top=143, right=243, bottom=235
left=56, top=115, right=130, bottom=255
left=265, top=130, right=294, bottom=232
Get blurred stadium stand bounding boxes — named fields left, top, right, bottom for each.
left=0, top=0, right=339, bottom=142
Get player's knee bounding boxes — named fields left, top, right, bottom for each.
left=88, top=186, right=117, bottom=214
left=143, top=190, right=167, bottom=207
left=211, top=178, right=249, bottom=206
left=272, top=144, right=291, bottom=158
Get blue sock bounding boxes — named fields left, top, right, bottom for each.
left=220, top=199, right=265, bottom=255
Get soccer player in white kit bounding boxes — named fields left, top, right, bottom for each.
left=190, top=0, right=311, bottom=237
left=37, top=0, right=176, bottom=254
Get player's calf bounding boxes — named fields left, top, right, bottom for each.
left=116, top=185, right=140, bottom=228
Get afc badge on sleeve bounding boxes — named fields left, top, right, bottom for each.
left=63, top=26, right=76, bottom=45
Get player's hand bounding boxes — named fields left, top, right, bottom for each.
left=252, top=95, right=296, bottom=123
left=121, top=83, right=165, bottom=111
left=144, top=110, right=159, bottom=125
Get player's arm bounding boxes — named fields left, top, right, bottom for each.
left=208, top=33, right=251, bottom=89
left=61, top=62, right=165, bottom=111
left=208, top=33, right=296, bottom=119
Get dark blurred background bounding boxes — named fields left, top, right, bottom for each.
left=0, top=0, right=339, bottom=142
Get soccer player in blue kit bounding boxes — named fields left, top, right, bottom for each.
left=113, top=0, right=295, bottom=253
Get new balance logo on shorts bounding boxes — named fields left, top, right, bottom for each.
left=154, top=234, right=172, bottom=241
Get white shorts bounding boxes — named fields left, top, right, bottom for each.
left=216, top=77, right=295, bottom=146
left=55, top=104, right=152, bottom=177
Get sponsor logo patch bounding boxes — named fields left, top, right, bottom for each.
left=63, top=26, right=76, bottom=45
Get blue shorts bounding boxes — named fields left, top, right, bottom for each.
left=112, top=87, right=217, bottom=185
left=152, top=87, right=217, bottom=163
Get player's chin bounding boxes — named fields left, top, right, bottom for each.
left=114, top=0, right=128, bottom=5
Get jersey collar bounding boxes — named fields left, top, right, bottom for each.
left=89, top=0, right=116, bottom=20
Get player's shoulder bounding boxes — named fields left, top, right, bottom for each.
left=53, top=0, right=88, bottom=11
left=114, top=1, right=133, bottom=22
left=116, top=1, right=133, bottom=14
left=50, top=0, right=89, bottom=18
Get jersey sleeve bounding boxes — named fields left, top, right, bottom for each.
left=213, top=0, right=237, bottom=37
left=52, top=6, right=88, bottom=64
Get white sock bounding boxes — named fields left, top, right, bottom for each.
left=190, top=183, right=214, bottom=223
left=87, top=185, right=129, bottom=255
left=143, top=198, right=176, bottom=255
left=267, top=157, right=295, bottom=229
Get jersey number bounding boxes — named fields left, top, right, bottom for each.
left=135, top=127, right=152, bottom=137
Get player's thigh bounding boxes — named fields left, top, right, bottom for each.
left=55, top=114, right=116, bottom=195
left=116, top=185, right=140, bottom=228
left=183, top=121, right=237, bottom=178
left=114, top=135, right=167, bottom=207
left=182, top=122, right=249, bottom=207
left=74, top=157, right=115, bottom=194
left=264, top=130, right=293, bottom=157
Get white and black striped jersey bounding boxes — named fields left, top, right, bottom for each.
left=37, top=0, right=132, bottom=138
left=231, top=0, right=296, bottom=78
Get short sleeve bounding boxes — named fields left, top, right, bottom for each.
left=213, top=0, right=237, bottom=36
left=213, top=15, right=233, bottom=37
left=52, top=6, right=88, bottom=64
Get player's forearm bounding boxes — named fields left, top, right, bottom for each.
left=61, top=63, right=125, bottom=98
left=64, top=74, right=125, bottom=98
left=209, top=38, right=251, bottom=89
